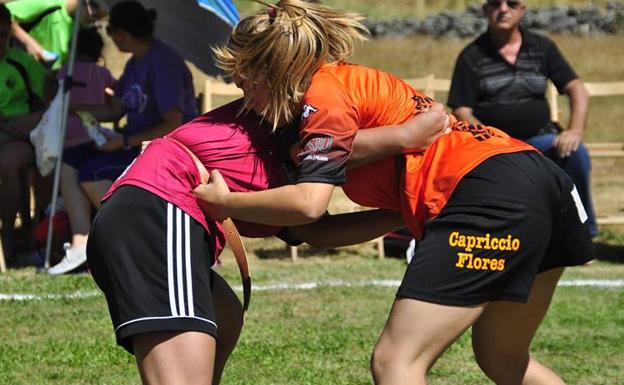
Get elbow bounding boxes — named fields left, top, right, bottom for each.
left=289, top=183, right=332, bottom=224
left=295, top=204, right=326, bottom=225
left=292, top=196, right=327, bottom=224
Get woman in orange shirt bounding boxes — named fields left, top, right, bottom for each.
left=195, top=2, right=593, bottom=384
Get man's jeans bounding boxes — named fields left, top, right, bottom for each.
left=526, top=134, right=598, bottom=236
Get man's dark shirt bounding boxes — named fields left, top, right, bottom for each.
left=447, top=28, right=577, bottom=140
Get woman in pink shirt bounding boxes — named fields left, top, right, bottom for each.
left=85, top=97, right=447, bottom=385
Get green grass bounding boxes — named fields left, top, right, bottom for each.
left=1, top=252, right=623, bottom=385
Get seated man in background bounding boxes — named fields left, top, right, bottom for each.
left=0, top=3, right=54, bottom=262
left=447, top=0, right=597, bottom=236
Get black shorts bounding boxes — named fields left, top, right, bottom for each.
left=87, top=186, right=217, bottom=353
left=62, top=142, right=99, bottom=170
left=398, top=151, right=594, bottom=306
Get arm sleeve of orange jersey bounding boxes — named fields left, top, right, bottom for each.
left=295, top=74, right=359, bottom=185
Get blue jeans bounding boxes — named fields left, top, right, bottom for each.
left=525, top=134, right=598, bottom=236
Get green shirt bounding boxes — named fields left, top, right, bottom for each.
left=6, top=0, right=74, bottom=70
left=0, top=47, right=47, bottom=117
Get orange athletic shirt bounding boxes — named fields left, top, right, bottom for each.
left=296, top=63, right=535, bottom=239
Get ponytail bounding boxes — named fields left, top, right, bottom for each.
left=213, top=0, right=368, bottom=130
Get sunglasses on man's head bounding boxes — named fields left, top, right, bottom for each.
left=487, top=0, right=523, bottom=9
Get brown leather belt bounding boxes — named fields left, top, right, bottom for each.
left=167, top=137, right=252, bottom=318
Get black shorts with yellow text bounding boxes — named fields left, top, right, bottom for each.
left=397, top=151, right=593, bottom=305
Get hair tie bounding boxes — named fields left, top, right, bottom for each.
left=267, top=6, right=277, bottom=20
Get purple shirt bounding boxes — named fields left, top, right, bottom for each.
left=58, top=61, right=116, bottom=147
left=115, top=39, right=197, bottom=135
left=103, top=99, right=284, bottom=260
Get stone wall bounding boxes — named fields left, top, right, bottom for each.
left=365, top=2, right=624, bottom=38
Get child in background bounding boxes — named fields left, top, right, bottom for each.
left=47, top=26, right=115, bottom=274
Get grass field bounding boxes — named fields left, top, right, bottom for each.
left=1, top=248, right=623, bottom=385
left=2, top=2, right=622, bottom=384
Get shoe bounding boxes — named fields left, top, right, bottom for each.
left=48, top=243, right=87, bottom=275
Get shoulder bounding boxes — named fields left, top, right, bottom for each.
left=306, top=63, right=363, bottom=98
left=150, top=40, right=186, bottom=66
left=6, top=48, right=46, bottom=73
left=303, top=67, right=356, bottom=118
left=523, top=29, right=558, bottom=52
left=456, top=33, right=489, bottom=64
left=90, top=62, right=114, bottom=78
left=308, top=67, right=342, bottom=91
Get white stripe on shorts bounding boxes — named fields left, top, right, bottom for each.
left=167, top=203, right=177, bottom=316
left=115, top=315, right=217, bottom=333
left=184, top=213, right=195, bottom=317
left=166, top=204, right=195, bottom=318
left=176, top=207, right=185, bottom=316
left=571, top=185, right=589, bottom=223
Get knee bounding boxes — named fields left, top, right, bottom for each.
left=0, top=144, right=31, bottom=177
left=370, top=341, right=392, bottom=380
left=370, top=338, right=427, bottom=383
left=474, top=346, right=528, bottom=385
left=567, top=144, right=591, bottom=168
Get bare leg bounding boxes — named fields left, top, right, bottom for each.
left=81, top=180, right=113, bottom=209
left=132, top=273, right=242, bottom=385
left=134, top=331, right=216, bottom=385
left=60, top=164, right=92, bottom=250
left=32, top=171, right=52, bottom=223
left=211, top=272, right=244, bottom=385
left=371, top=297, right=485, bottom=385
left=472, top=268, right=566, bottom=385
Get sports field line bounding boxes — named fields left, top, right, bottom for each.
left=1, top=279, right=623, bottom=301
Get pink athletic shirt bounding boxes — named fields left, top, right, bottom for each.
left=102, top=99, right=285, bottom=259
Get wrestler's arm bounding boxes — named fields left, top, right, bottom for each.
left=282, top=209, right=403, bottom=248
left=348, top=102, right=450, bottom=169
left=196, top=170, right=334, bottom=226
left=194, top=103, right=449, bottom=226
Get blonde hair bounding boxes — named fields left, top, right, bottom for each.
left=213, top=0, right=368, bottom=130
